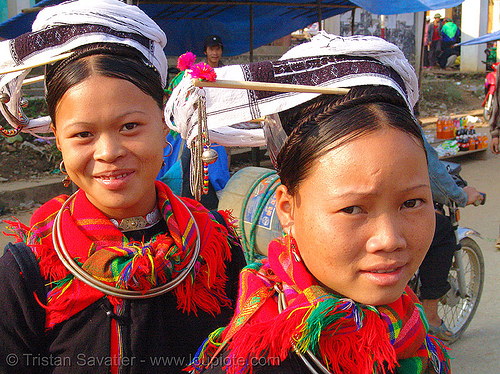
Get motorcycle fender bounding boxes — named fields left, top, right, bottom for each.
left=457, top=226, right=483, bottom=241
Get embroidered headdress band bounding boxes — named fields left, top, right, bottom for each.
left=0, top=0, right=167, bottom=138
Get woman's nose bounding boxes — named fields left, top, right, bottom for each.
left=366, top=214, right=407, bottom=253
left=93, top=134, right=126, bottom=162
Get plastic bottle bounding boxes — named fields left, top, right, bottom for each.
left=436, top=116, right=443, bottom=139
left=448, top=117, right=454, bottom=138
left=469, top=135, right=475, bottom=150
left=442, top=117, right=448, bottom=139
left=483, top=135, right=489, bottom=149
left=453, top=118, right=458, bottom=137
left=443, top=117, right=449, bottom=139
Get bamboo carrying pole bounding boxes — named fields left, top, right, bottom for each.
left=22, top=76, right=44, bottom=86
left=192, top=79, right=350, bottom=94
left=0, top=52, right=73, bottom=76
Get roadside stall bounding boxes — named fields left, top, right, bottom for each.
left=422, top=113, right=489, bottom=159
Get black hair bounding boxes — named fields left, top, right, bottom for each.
left=277, top=85, right=425, bottom=195
left=46, top=43, right=164, bottom=126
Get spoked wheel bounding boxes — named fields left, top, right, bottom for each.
left=484, top=94, right=493, bottom=121
left=438, top=237, right=485, bottom=343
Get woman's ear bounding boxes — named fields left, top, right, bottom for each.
left=162, top=116, right=169, bottom=148
left=275, top=184, right=295, bottom=234
left=50, top=123, right=62, bottom=151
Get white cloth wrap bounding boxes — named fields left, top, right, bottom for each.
left=165, top=32, right=418, bottom=148
left=0, top=0, right=167, bottom=137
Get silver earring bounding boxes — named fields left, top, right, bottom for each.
left=59, top=160, right=71, bottom=187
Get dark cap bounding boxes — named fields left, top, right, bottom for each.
left=204, top=35, right=223, bottom=50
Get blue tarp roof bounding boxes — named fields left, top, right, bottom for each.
left=0, top=0, right=465, bottom=57
left=459, top=30, right=500, bottom=46
left=354, top=0, right=463, bottom=15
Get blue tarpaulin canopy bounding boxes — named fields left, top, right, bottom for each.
left=459, top=30, right=500, bottom=46
left=0, top=0, right=465, bottom=56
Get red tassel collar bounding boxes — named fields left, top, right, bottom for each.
left=190, top=235, right=450, bottom=374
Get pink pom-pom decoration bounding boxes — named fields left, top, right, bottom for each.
left=190, top=62, right=217, bottom=82
left=177, top=52, right=196, bottom=71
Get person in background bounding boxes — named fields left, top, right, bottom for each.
left=487, top=68, right=500, bottom=248
left=419, top=188, right=482, bottom=341
left=427, top=13, right=443, bottom=68
left=423, top=17, right=431, bottom=68
left=485, top=42, right=497, bottom=71
left=204, top=34, right=224, bottom=68
left=421, top=117, right=484, bottom=342
left=0, top=1, right=245, bottom=373
left=439, top=17, right=461, bottom=69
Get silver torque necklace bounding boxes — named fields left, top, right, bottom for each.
left=51, top=191, right=201, bottom=299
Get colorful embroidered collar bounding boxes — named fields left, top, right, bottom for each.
left=6, top=181, right=236, bottom=330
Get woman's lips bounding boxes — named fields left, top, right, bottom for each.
left=360, top=265, right=406, bottom=286
left=95, top=171, right=134, bottom=189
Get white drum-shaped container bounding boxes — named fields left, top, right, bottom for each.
left=218, top=167, right=283, bottom=257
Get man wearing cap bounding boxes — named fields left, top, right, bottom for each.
left=204, top=34, right=224, bottom=68
left=426, top=13, right=443, bottom=68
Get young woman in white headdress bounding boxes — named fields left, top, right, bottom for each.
left=0, top=1, right=245, bottom=373
left=167, top=33, right=452, bottom=374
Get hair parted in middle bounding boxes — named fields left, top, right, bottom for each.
left=46, top=43, right=165, bottom=126
left=276, top=85, right=425, bottom=195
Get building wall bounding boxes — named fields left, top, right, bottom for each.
left=6, top=0, right=37, bottom=19
left=492, top=0, right=500, bottom=33
left=0, top=0, right=8, bottom=23
left=338, top=9, right=417, bottom=65
left=461, top=0, right=489, bottom=72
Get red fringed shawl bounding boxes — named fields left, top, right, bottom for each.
left=6, top=181, right=235, bottom=330
left=191, top=235, right=450, bottom=374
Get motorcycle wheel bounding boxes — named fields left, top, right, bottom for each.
left=438, top=237, right=485, bottom=343
left=484, top=94, right=493, bottom=121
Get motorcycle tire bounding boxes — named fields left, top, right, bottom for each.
left=484, top=94, right=493, bottom=121
left=438, top=237, right=485, bottom=343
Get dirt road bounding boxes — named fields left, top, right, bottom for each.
left=445, top=150, right=500, bottom=373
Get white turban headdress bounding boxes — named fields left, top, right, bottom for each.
left=165, top=32, right=418, bottom=149
left=0, top=0, right=167, bottom=137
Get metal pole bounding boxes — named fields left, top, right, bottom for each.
left=249, top=4, right=260, bottom=166
left=380, top=15, right=385, bottom=39
left=415, top=11, right=426, bottom=115
left=317, top=0, right=323, bottom=31
left=350, top=8, right=355, bottom=35
left=249, top=4, right=254, bottom=63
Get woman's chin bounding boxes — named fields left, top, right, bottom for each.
left=352, top=285, right=407, bottom=306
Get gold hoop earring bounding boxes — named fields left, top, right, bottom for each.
left=165, top=140, right=173, bottom=157
left=59, top=160, right=71, bottom=188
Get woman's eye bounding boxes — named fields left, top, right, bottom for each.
left=341, top=206, right=363, bottom=214
left=402, top=199, right=424, bottom=209
left=122, top=123, right=138, bottom=131
left=75, top=131, right=92, bottom=139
